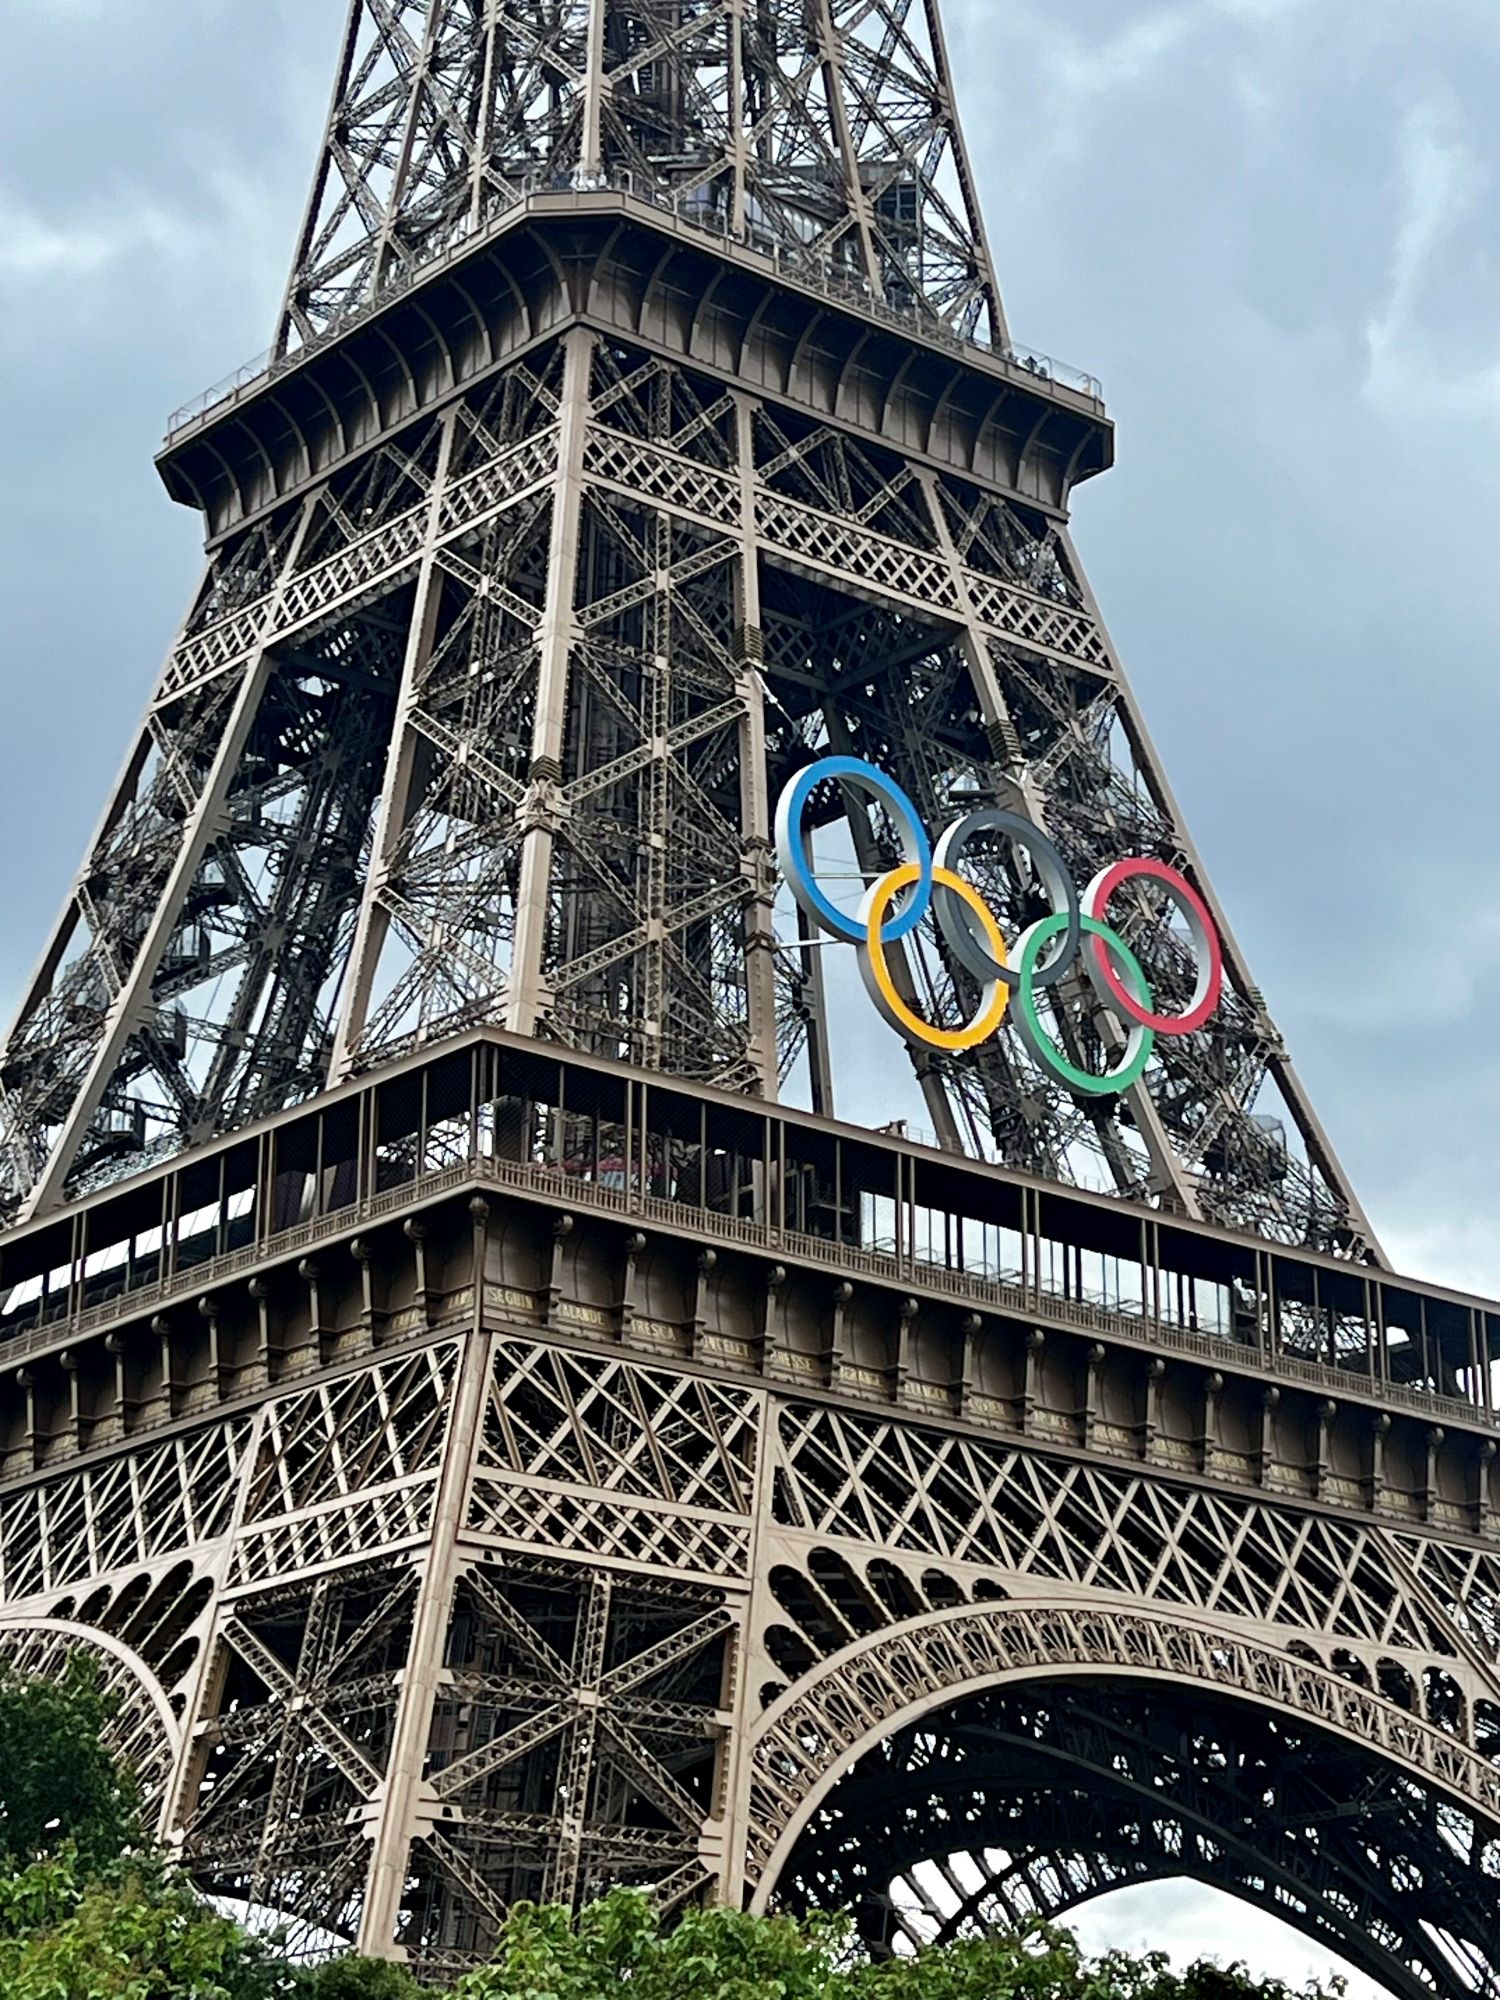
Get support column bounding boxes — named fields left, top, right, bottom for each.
left=330, top=408, right=461, bottom=1079
left=734, top=394, right=779, bottom=1097
left=812, top=0, right=883, bottom=298
left=920, top=472, right=1200, bottom=1216
left=717, top=1387, right=778, bottom=1904
left=21, top=492, right=320, bottom=1220
left=506, top=327, right=594, bottom=1039
left=581, top=0, right=608, bottom=177
left=356, top=1203, right=494, bottom=1954
left=820, top=708, right=962, bottom=1152
left=164, top=1395, right=275, bottom=1844
left=796, top=907, right=835, bottom=1118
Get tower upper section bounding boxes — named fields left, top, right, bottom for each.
left=279, top=0, right=1005, bottom=359
left=0, top=0, right=1377, bottom=1263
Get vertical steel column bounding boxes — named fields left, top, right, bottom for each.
left=468, top=0, right=502, bottom=226
left=506, top=328, right=594, bottom=1039
left=820, top=709, right=962, bottom=1152
left=919, top=0, right=1007, bottom=343
left=795, top=907, right=835, bottom=1119
left=371, top=2, right=450, bottom=295
left=734, top=395, right=779, bottom=1097
left=581, top=0, right=608, bottom=176
left=330, top=408, right=462, bottom=1079
left=11, top=486, right=325, bottom=1217
left=726, top=0, right=751, bottom=239
left=811, top=0, right=883, bottom=298
left=356, top=1257, right=493, bottom=1952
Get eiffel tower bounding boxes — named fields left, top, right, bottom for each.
left=0, top=5, right=1498, bottom=1993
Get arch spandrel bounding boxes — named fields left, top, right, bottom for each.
left=748, top=1598, right=1500, bottom=1998
left=767, top=1398, right=1500, bottom=1706
left=780, top=1716, right=1474, bottom=2000
left=745, top=1598, right=1500, bottom=1895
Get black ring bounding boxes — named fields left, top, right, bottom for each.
left=933, top=808, right=1083, bottom=991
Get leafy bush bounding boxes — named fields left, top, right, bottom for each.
left=300, top=1956, right=437, bottom=1999
left=448, top=1890, right=1342, bottom=2000
left=0, top=1849, right=291, bottom=2000
left=0, top=1653, right=139, bottom=1873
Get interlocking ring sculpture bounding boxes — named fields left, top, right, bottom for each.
left=775, top=756, right=1224, bottom=1096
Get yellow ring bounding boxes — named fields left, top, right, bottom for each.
left=860, top=863, right=1010, bottom=1052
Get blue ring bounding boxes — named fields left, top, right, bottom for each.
left=775, top=756, right=933, bottom=943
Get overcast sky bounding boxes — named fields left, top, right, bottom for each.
left=5, top=1, right=1500, bottom=1991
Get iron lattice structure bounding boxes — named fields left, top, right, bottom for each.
left=0, top=4, right=1496, bottom=1993
left=0, top=1042, right=1498, bottom=1992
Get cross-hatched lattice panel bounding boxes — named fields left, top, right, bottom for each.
left=480, top=1339, right=760, bottom=1509
left=405, top=1554, right=727, bottom=1974
left=229, top=1344, right=461, bottom=1587
left=183, top=1559, right=418, bottom=1957
left=242, top=1343, right=460, bottom=1522
left=0, top=1417, right=254, bottom=1603
left=467, top=1477, right=752, bottom=1578
left=773, top=1400, right=1482, bottom=1668
left=468, top=1340, right=761, bottom=1577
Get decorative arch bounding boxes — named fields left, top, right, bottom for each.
left=746, top=1597, right=1500, bottom=1893
left=749, top=1599, right=1500, bottom=1998
left=0, top=1617, right=181, bottom=1828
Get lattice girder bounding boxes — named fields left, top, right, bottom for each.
left=1, top=0, right=1476, bottom=1981
left=777, top=1682, right=1500, bottom=2000
left=277, top=0, right=1002, bottom=359
left=4, top=256, right=1376, bottom=1253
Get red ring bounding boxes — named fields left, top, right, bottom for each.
left=1085, top=858, right=1223, bottom=1036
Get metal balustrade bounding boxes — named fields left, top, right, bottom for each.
left=0, top=1031, right=1493, bottom=1435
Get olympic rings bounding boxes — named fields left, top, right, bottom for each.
left=934, top=807, right=1080, bottom=990
left=1084, top=858, right=1223, bottom=1035
left=774, top=754, right=1225, bottom=1096
left=1012, top=914, right=1154, bottom=1095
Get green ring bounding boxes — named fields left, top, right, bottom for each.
left=1013, top=913, right=1156, bottom=1097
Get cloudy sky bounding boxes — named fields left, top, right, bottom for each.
left=4, top=0, right=1500, bottom=1990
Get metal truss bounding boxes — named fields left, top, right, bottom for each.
left=0, top=1617, right=185, bottom=1815
left=0, top=1103, right=1494, bottom=1981
left=0, top=1188, right=1494, bottom=1972
left=0, top=0, right=1380, bottom=1257
left=278, top=0, right=1002, bottom=358
left=0, top=6, right=1460, bottom=1982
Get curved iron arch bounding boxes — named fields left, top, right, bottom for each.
left=777, top=1678, right=1500, bottom=1997
left=749, top=1599, right=1500, bottom=1996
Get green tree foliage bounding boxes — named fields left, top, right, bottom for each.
left=0, top=1653, right=140, bottom=1873
left=299, top=1957, right=437, bottom=1999
left=0, top=1850, right=291, bottom=2000
left=449, top=1891, right=1343, bottom=2000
